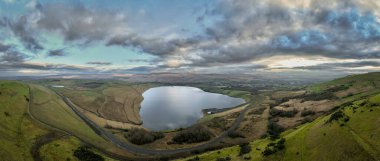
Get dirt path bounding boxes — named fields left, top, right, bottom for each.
left=31, top=132, right=67, bottom=161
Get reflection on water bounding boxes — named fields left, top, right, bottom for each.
left=140, top=86, right=245, bottom=131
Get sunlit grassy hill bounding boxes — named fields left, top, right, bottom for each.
left=0, top=81, right=119, bottom=161
left=179, top=72, right=380, bottom=161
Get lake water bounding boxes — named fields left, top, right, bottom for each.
left=140, top=86, right=245, bottom=131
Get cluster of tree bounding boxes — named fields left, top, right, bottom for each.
left=262, top=138, right=286, bottom=156
left=270, top=108, right=298, bottom=118
left=300, top=85, right=350, bottom=102
left=239, top=143, right=252, bottom=156
left=300, top=109, right=316, bottom=117
left=227, top=131, right=245, bottom=138
left=172, top=125, right=212, bottom=144
left=267, top=120, right=284, bottom=139
left=300, top=91, right=337, bottom=101
left=124, top=128, right=164, bottom=145
left=327, top=110, right=349, bottom=123
left=73, top=146, right=104, bottom=161
left=360, top=100, right=379, bottom=108
left=216, top=156, right=232, bottom=161
left=186, top=156, right=200, bottom=161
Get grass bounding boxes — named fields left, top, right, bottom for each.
left=0, top=81, right=135, bottom=160
left=29, top=85, right=106, bottom=144
left=39, top=136, right=116, bottom=161
left=308, top=72, right=380, bottom=93
left=177, top=93, right=380, bottom=161
left=0, top=81, right=48, bottom=161
left=58, top=82, right=152, bottom=124
left=29, top=84, right=138, bottom=158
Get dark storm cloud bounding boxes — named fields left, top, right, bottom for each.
left=0, top=43, right=12, bottom=52
left=36, top=3, right=127, bottom=43
left=0, top=50, right=27, bottom=63
left=2, top=0, right=380, bottom=74
left=0, top=42, right=28, bottom=63
left=86, top=61, right=112, bottom=66
left=205, top=1, right=294, bottom=41
left=107, top=34, right=199, bottom=56
left=181, top=0, right=380, bottom=67
left=47, top=48, right=66, bottom=57
left=6, top=16, right=44, bottom=51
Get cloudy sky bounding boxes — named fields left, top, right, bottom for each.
left=1, top=0, right=380, bottom=77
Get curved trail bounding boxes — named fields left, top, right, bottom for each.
left=56, top=88, right=250, bottom=155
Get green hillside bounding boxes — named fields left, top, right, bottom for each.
left=0, top=81, right=117, bottom=161
left=179, top=73, right=380, bottom=161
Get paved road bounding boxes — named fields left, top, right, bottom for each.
left=56, top=89, right=250, bottom=155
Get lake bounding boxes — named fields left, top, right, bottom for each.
left=140, top=86, right=245, bottom=131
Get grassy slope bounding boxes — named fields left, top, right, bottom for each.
left=0, top=81, right=117, bottom=161
left=179, top=73, right=380, bottom=161
left=29, top=84, right=133, bottom=159
left=39, top=136, right=115, bottom=161
left=0, top=81, right=48, bottom=161
left=308, top=72, right=380, bottom=93
left=29, top=84, right=105, bottom=144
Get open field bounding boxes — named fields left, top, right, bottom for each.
left=39, top=136, right=116, bottom=161
left=178, top=93, right=380, bottom=161
left=45, top=80, right=154, bottom=128
left=0, top=81, right=119, bottom=161
left=0, top=81, right=48, bottom=161
left=177, top=73, right=380, bottom=161
left=29, top=84, right=146, bottom=159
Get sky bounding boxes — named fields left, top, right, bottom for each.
left=0, top=0, right=380, bottom=77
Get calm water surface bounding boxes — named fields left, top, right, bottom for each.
left=140, top=86, right=245, bottom=131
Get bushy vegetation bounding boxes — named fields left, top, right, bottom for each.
left=124, top=128, right=164, bottom=145
left=270, top=108, right=298, bottom=117
left=227, top=131, right=245, bottom=138
left=239, top=143, right=252, bottom=156
left=207, top=117, right=228, bottom=130
left=172, top=126, right=212, bottom=144
left=327, top=110, right=349, bottom=123
left=262, top=138, right=286, bottom=156
left=267, top=120, right=284, bottom=139
left=216, top=156, right=231, bottom=161
left=303, top=85, right=349, bottom=101
left=301, top=109, right=316, bottom=117
left=186, top=156, right=200, bottom=161
left=73, top=146, right=104, bottom=161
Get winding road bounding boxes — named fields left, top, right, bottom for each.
left=55, top=88, right=250, bottom=155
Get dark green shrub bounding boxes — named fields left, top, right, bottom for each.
left=262, top=138, right=286, bottom=156
left=327, top=110, right=349, bottom=123
left=227, top=131, right=245, bottom=138
left=239, top=143, right=252, bottom=156
left=187, top=156, right=200, bottom=161
left=125, top=128, right=164, bottom=145
left=267, top=120, right=284, bottom=139
left=301, top=110, right=315, bottom=117
left=216, top=156, right=231, bottom=161
left=73, top=146, right=104, bottom=161
left=172, top=125, right=212, bottom=144
left=270, top=108, right=298, bottom=118
left=262, top=146, right=276, bottom=156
